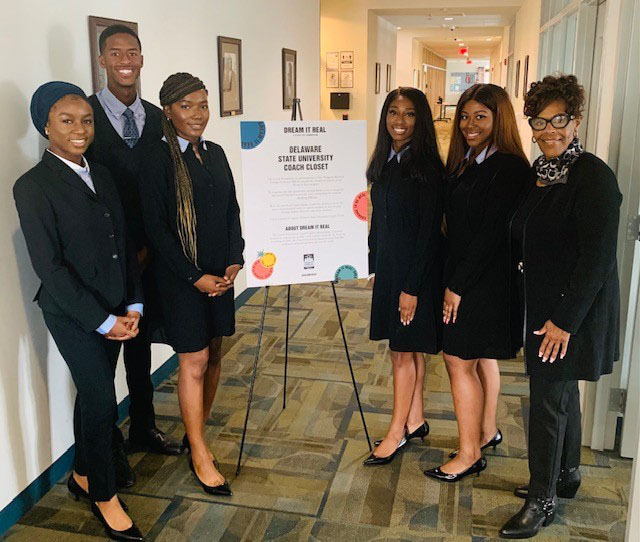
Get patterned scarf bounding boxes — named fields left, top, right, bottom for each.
left=534, top=137, right=584, bottom=186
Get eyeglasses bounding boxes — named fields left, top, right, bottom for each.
left=528, top=113, right=575, bottom=131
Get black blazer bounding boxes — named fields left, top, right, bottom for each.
left=512, top=152, right=622, bottom=381
left=13, top=151, right=143, bottom=333
left=85, top=95, right=164, bottom=251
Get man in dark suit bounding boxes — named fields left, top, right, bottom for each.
left=85, top=25, right=182, bottom=475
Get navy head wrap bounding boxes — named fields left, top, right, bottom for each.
left=30, top=81, right=87, bottom=138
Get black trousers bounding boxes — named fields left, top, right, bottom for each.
left=122, top=268, right=156, bottom=440
left=44, top=311, right=121, bottom=501
left=528, top=376, right=582, bottom=499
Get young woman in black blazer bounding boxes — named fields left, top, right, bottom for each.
left=14, top=82, right=144, bottom=541
left=500, top=75, right=622, bottom=539
left=364, top=87, right=445, bottom=466
left=139, top=73, right=243, bottom=496
left=425, top=84, right=529, bottom=483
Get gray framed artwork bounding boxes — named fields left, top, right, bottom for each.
left=282, top=48, right=297, bottom=109
left=217, top=36, right=243, bottom=117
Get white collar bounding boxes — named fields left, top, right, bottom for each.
left=47, top=149, right=90, bottom=173
left=162, top=135, right=208, bottom=153
left=465, top=144, right=498, bottom=164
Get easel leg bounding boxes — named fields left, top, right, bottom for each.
left=330, top=282, right=372, bottom=451
left=283, top=284, right=291, bottom=409
left=236, top=286, right=270, bottom=475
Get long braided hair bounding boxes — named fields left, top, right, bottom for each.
left=159, top=73, right=207, bottom=268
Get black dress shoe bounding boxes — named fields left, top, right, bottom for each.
left=114, top=445, right=136, bottom=488
left=127, top=428, right=182, bottom=456
left=499, top=496, right=557, bottom=539
left=449, top=429, right=502, bottom=458
left=363, top=437, right=407, bottom=466
left=188, top=459, right=232, bottom=496
left=374, top=421, right=430, bottom=446
left=181, top=434, right=221, bottom=469
left=67, top=475, right=128, bottom=511
left=514, top=467, right=581, bottom=499
left=424, top=456, right=487, bottom=482
left=91, top=501, right=144, bottom=541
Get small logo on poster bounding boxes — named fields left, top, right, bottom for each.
left=304, top=254, right=315, bottom=269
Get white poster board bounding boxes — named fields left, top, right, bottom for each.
left=240, top=120, right=368, bottom=287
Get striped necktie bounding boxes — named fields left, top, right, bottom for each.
left=122, top=108, right=140, bottom=148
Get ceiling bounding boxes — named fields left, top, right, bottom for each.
left=374, top=5, right=522, bottom=59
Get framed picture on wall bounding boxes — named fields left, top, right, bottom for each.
left=340, top=51, right=354, bottom=70
left=340, top=70, right=353, bottom=88
left=515, top=59, right=521, bottom=98
left=88, top=16, right=140, bottom=94
left=523, top=55, right=530, bottom=97
left=413, top=69, right=420, bottom=88
left=217, top=36, right=243, bottom=117
left=282, top=48, right=297, bottom=109
left=386, top=64, right=392, bottom=92
left=326, top=51, right=339, bottom=70
left=375, top=63, right=381, bottom=94
left=327, top=70, right=339, bottom=88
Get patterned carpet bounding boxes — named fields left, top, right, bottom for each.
left=4, top=281, right=632, bottom=541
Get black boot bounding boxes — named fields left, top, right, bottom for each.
left=499, top=496, right=557, bottom=539
left=514, top=467, right=581, bottom=499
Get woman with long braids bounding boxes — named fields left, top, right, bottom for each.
left=139, top=73, right=244, bottom=495
left=364, top=87, right=445, bottom=466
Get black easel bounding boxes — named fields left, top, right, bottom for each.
left=235, top=99, right=372, bottom=475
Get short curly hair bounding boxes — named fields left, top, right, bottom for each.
left=523, top=74, right=585, bottom=118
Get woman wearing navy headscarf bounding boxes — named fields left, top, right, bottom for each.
left=14, top=82, right=144, bottom=541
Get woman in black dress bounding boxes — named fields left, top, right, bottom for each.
left=425, top=84, right=529, bottom=482
left=364, top=87, right=445, bottom=465
left=139, top=73, right=244, bottom=495
left=500, top=75, right=621, bottom=539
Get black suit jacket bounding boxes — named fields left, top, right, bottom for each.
left=13, top=151, right=143, bottom=333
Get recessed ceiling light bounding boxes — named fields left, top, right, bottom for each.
left=397, top=26, right=402, bottom=29
left=444, top=17, right=453, bottom=20
left=486, top=38, right=492, bottom=41
left=459, top=43, right=465, bottom=46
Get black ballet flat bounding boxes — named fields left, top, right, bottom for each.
left=67, top=475, right=128, bottom=511
left=374, top=421, right=430, bottom=447
left=189, top=459, right=232, bottom=496
left=90, top=501, right=143, bottom=541
left=363, top=437, right=407, bottom=466
left=182, top=434, right=221, bottom=469
left=449, top=429, right=502, bottom=458
left=424, top=456, right=487, bottom=482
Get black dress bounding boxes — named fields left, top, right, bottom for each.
left=369, top=155, right=444, bottom=354
left=443, top=151, right=529, bottom=360
left=139, top=140, right=244, bottom=353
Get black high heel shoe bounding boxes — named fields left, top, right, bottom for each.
left=424, top=456, right=487, bottom=482
left=67, top=475, right=128, bottom=511
left=182, top=434, right=220, bottom=469
left=449, top=429, right=502, bottom=458
left=189, top=459, right=232, bottom=496
left=363, top=437, right=407, bottom=466
left=374, top=421, right=430, bottom=447
left=90, top=501, right=143, bottom=541
left=514, top=467, right=581, bottom=499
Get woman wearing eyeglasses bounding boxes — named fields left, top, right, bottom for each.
left=499, top=75, right=622, bottom=539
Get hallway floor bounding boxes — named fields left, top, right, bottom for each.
left=4, top=281, right=631, bottom=541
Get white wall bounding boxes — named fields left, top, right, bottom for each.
left=0, top=0, right=319, bottom=514
left=445, top=58, right=490, bottom=104
left=366, top=12, right=397, bottom=156
left=395, top=30, right=414, bottom=87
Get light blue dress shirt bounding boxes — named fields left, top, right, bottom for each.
left=46, top=150, right=144, bottom=334
left=464, top=143, right=498, bottom=164
left=162, top=135, right=208, bottom=153
left=387, top=145, right=410, bottom=163
left=96, top=86, right=146, bottom=139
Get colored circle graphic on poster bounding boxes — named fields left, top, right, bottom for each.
left=352, top=191, right=368, bottom=221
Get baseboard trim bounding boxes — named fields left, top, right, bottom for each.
left=0, top=286, right=260, bottom=536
